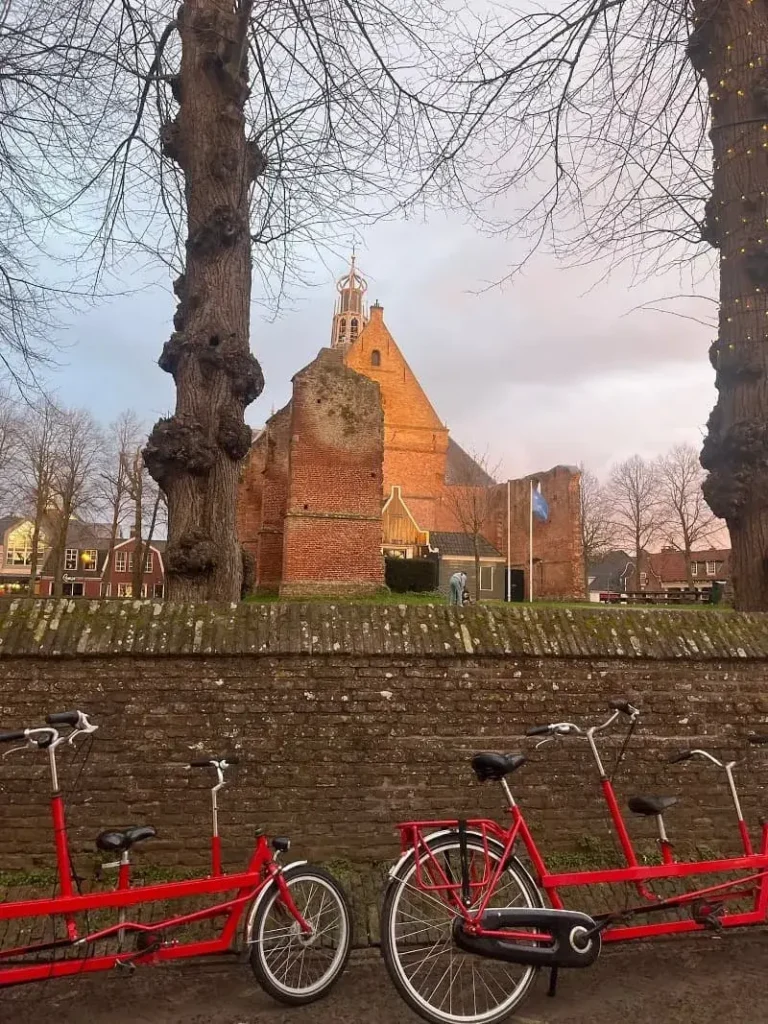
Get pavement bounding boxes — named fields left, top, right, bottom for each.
left=3, top=934, right=767, bottom=1023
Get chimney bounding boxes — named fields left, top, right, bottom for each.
left=129, top=527, right=137, bottom=539
left=370, top=300, right=384, bottom=321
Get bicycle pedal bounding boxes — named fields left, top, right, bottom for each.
left=115, top=959, right=136, bottom=974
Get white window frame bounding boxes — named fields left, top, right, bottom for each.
left=101, top=582, right=111, bottom=597
left=153, top=583, right=164, bottom=599
left=117, top=583, right=132, bottom=597
left=128, top=552, right=135, bottom=572
left=706, top=561, right=716, bottom=576
left=64, top=548, right=78, bottom=571
left=83, top=548, right=98, bottom=571
left=479, top=565, right=494, bottom=592
left=691, top=562, right=698, bottom=576
left=5, top=547, right=32, bottom=566
left=115, top=551, right=127, bottom=573
left=144, top=551, right=153, bottom=573
left=639, top=571, right=648, bottom=587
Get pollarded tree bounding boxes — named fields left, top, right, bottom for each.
left=437, top=1, right=768, bottom=609
left=52, top=0, right=478, bottom=602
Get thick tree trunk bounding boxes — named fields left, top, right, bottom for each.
left=144, top=0, right=264, bottom=602
left=694, top=0, right=768, bottom=609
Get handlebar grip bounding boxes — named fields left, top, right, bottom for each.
left=747, top=734, right=768, bottom=745
left=45, top=711, right=81, bottom=727
left=608, top=699, right=635, bottom=715
left=0, top=730, right=26, bottom=743
left=525, top=725, right=552, bottom=737
left=188, top=757, right=239, bottom=768
left=667, top=749, right=694, bottom=764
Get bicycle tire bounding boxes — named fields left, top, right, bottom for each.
left=248, top=863, right=352, bottom=1005
left=381, top=831, right=543, bottom=1024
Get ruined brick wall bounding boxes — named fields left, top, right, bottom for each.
left=344, top=304, right=449, bottom=531
left=255, top=405, right=291, bottom=591
left=486, top=467, right=585, bottom=599
left=281, top=349, right=385, bottom=595
left=0, top=601, right=767, bottom=872
left=236, top=432, right=267, bottom=566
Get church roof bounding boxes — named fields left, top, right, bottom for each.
left=445, top=439, right=496, bottom=487
left=430, top=531, right=503, bottom=558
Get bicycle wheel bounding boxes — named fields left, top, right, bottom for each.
left=381, top=832, right=543, bottom=1024
left=248, top=863, right=352, bottom=1005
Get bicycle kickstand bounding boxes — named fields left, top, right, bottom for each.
left=548, top=966, right=559, bottom=998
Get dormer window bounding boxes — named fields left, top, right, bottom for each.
left=371, top=349, right=381, bottom=367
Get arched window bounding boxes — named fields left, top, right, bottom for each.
left=371, top=349, right=381, bottom=367
left=350, top=317, right=359, bottom=341
left=338, top=318, right=347, bottom=343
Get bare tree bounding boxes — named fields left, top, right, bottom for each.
left=658, top=443, right=723, bottom=588
left=579, top=464, right=618, bottom=594
left=441, top=451, right=499, bottom=601
left=0, top=388, right=21, bottom=514
left=0, top=3, right=114, bottom=384
left=99, top=411, right=145, bottom=574
left=421, top=1, right=768, bottom=609
left=16, top=399, right=62, bottom=594
left=20, top=0, right=478, bottom=602
left=47, top=409, right=103, bottom=596
left=608, top=456, right=664, bottom=591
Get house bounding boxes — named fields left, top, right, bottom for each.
left=100, top=536, right=166, bottom=598
left=0, top=516, right=166, bottom=598
left=644, top=547, right=731, bottom=594
left=430, top=531, right=506, bottom=601
left=587, top=550, right=634, bottom=597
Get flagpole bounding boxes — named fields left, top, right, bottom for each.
left=506, top=479, right=511, bottom=602
left=529, top=478, right=534, bottom=603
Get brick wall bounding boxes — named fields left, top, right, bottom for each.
left=1, top=653, right=767, bottom=873
left=1, top=602, right=767, bottom=875
left=487, top=467, right=585, bottom=600
left=281, top=348, right=385, bottom=595
left=255, top=405, right=291, bottom=590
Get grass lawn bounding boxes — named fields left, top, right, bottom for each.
left=244, top=592, right=732, bottom=611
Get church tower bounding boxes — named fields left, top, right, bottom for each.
left=330, top=253, right=368, bottom=348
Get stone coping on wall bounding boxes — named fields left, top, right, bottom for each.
left=0, top=598, right=764, bottom=659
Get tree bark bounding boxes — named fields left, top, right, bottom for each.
left=694, top=0, right=768, bottom=609
left=27, top=494, right=47, bottom=597
left=144, top=0, right=264, bottom=602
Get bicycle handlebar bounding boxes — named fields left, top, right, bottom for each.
left=188, top=756, right=240, bottom=768
left=608, top=699, right=639, bottom=717
left=0, top=729, right=26, bottom=744
left=525, top=725, right=554, bottom=737
left=667, top=749, right=694, bottom=764
left=46, top=711, right=81, bottom=727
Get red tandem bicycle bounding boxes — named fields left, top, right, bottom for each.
left=0, top=710, right=352, bottom=1004
left=381, top=699, right=768, bottom=1024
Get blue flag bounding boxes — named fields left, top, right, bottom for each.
left=532, top=482, right=549, bottom=522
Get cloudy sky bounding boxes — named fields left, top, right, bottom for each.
left=49, top=205, right=717, bottom=484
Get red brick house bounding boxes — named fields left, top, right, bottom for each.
left=644, top=547, right=731, bottom=595
left=100, top=536, right=166, bottom=598
left=0, top=518, right=166, bottom=598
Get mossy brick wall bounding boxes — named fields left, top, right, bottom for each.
left=0, top=600, right=768, bottom=880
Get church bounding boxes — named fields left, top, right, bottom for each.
left=237, top=258, right=584, bottom=599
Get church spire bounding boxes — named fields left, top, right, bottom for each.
left=331, top=250, right=368, bottom=348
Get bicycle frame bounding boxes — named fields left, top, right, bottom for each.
left=0, top=731, right=310, bottom=986
left=396, top=713, right=768, bottom=945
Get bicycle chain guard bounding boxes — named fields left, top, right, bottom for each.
left=452, top=907, right=602, bottom=969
